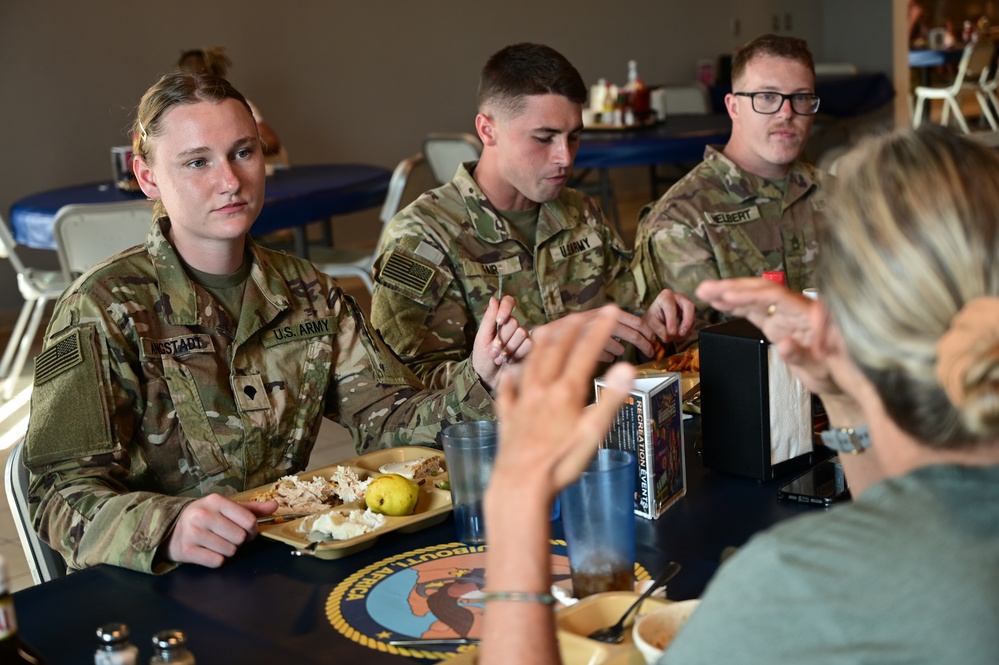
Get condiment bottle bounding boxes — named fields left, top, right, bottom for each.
left=761, top=270, right=786, bottom=286
left=149, top=630, right=195, bottom=665
left=95, top=623, right=138, bottom=665
left=0, top=555, right=48, bottom=664
left=627, top=60, right=650, bottom=123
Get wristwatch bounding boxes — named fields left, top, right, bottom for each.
left=819, top=426, right=871, bottom=454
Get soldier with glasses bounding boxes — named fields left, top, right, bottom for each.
left=633, top=34, right=828, bottom=340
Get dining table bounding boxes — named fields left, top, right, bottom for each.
left=908, top=47, right=968, bottom=87
left=12, top=416, right=831, bottom=664
left=573, top=113, right=733, bottom=231
left=8, top=163, right=392, bottom=259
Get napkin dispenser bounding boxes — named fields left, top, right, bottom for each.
left=699, top=319, right=814, bottom=480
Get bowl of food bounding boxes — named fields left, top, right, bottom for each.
left=632, top=599, right=700, bottom=664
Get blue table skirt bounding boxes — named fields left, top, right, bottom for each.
left=11, top=163, right=391, bottom=250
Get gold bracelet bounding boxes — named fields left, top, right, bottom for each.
left=481, top=591, right=556, bottom=605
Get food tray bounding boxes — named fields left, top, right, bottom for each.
left=635, top=358, right=699, bottom=402
left=234, top=446, right=450, bottom=559
left=447, top=591, right=672, bottom=664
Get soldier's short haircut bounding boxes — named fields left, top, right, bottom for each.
left=731, top=34, right=815, bottom=84
left=477, top=43, right=587, bottom=117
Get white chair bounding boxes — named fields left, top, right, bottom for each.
left=661, top=84, right=711, bottom=115
left=913, top=42, right=994, bottom=133
left=975, top=48, right=999, bottom=130
left=0, top=215, right=70, bottom=401
left=4, top=437, right=67, bottom=584
left=312, top=153, right=427, bottom=293
left=423, top=133, right=482, bottom=185
left=54, top=201, right=154, bottom=282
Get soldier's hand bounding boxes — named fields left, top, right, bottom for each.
left=163, top=495, right=277, bottom=568
left=536, top=306, right=656, bottom=362
left=642, top=288, right=696, bottom=349
left=472, top=296, right=531, bottom=390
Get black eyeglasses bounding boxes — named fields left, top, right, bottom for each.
left=733, top=91, right=821, bottom=115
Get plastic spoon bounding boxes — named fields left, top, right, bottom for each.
left=586, top=560, right=682, bottom=644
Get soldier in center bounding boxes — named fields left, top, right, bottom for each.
left=372, top=42, right=695, bottom=389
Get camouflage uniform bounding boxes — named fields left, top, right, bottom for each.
left=24, top=218, right=493, bottom=573
left=370, top=162, right=637, bottom=389
left=633, top=146, right=826, bottom=337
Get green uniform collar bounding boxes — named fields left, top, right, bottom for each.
left=456, top=161, right=582, bottom=247
left=146, top=217, right=292, bottom=338
left=704, top=145, right=822, bottom=210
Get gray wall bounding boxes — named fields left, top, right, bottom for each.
left=0, top=1, right=894, bottom=315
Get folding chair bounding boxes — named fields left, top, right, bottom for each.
left=423, top=133, right=482, bottom=185
left=53, top=201, right=153, bottom=282
left=4, top=437, right=67, bottom=584
left=0, top=215, right=69, bottom=401
left=312, top=153, right=427, bottom=293
left=913, top=42, right=994, bottom=133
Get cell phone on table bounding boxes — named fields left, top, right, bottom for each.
left=777, top=457, right=850, bottom=506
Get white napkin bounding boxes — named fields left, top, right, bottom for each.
left=767, top=345, right=813, bottom=464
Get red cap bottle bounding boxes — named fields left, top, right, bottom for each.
left=762, top=270, right=786, bottom=285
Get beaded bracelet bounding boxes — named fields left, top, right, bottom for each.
left=481, top=591, right=556, bottom=605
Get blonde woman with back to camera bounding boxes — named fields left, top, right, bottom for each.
left=478, top=125, right=999, bottom=664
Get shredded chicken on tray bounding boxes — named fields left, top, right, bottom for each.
left=254, top=466, right=372, bottom=515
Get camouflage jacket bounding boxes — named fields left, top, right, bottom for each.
left=370, top=162, right=637, bottom=389
left=24, top=219, right=493, bottom=573
left=633, top=146, right=826, bottom=336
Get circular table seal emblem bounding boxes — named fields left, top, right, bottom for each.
left=326, top=540, right=649, bottom=660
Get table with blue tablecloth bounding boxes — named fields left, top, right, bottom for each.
left=9, top=163, right=391, bottom=258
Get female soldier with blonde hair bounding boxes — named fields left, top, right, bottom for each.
left=24, top=71, right=524, bottom=574
left=478, top=124, right=999, bottom=664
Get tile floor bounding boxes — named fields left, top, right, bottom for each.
left=0, top=191, right=648, bottom=592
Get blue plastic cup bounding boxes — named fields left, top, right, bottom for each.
left=441, top=421, right=498, bottom=545
left=559, top=449, right=636, bottom=598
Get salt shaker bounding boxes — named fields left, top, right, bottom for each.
left=149, top=630, right=195, bottom=665
left=95, top=623, right=138, bottom=665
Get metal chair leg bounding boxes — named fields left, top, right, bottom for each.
left=976, top=90, right=999, bottom=129
left=2, top=296, right=48, bottom=401
left=947, top=97, right=971, bottom=133
left=0, top=298, right=35, bottom=380
left=913, top=95, right=926, bottom=128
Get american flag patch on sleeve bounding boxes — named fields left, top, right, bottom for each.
left=380, top=250, right=436, bottom=295
left=34, top=329, right=85, bottom=385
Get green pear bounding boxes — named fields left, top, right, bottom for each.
left=365, top=473, right=420, bottom=516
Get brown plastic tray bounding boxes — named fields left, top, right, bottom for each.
left=234, top=446, right=450, bottom=559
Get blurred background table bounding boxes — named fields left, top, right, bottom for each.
left=9, top=163, right=392, bottom=259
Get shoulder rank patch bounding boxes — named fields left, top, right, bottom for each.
left=549, top=231, right=600, bottom=262
left=34, top=329, right=84, bottom=386
left=703, top=206, right=761, bottom=225
left=380, top=250, right=436, bottom=295
left=141, top=334, right=215, bottom=359
left=263, top=316, right=337, bottom=348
